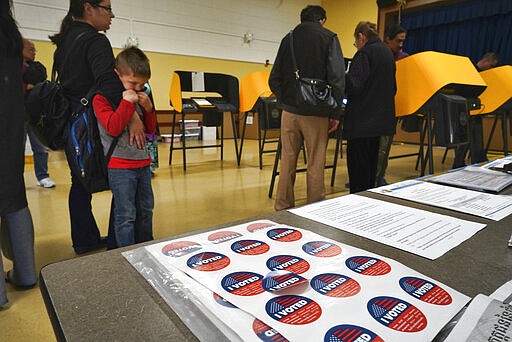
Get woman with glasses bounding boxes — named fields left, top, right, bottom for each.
left=50, top=0, right=146, bottom=254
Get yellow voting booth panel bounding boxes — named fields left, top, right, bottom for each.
left=169, top=72, right=182, bottom=113
left=471, top=65, right=512, bottom=115
left=239, top=71, right=272, bottom=113
left=395, top=51, right=486, bottom=117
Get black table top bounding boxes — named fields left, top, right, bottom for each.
left=39, top=191, right=512, bottom=341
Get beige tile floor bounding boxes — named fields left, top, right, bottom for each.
left=0, top=138, right=488, bottom=341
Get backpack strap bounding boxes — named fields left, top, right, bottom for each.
left=87, top=90, right=120, bottom=162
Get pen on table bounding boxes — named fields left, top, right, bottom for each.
left=508, top=233, right=512, bottom=247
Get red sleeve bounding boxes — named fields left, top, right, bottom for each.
left=92, top=95, right=136, bottom=136
left=143, top=107, right=157, bottom=135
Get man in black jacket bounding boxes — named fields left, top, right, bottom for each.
left=269, top=5, right=345, bottom=211
left=344, top=21, right=396, bottom=193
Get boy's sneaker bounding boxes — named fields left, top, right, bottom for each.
left=37, top=177, right=56, bottom=188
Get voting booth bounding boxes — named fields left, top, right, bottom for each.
left=471, top=65, right=512, bottom=155
left=395, top=51, right=487, bottom=175
left=169, top=71, right=239, bottom=170
left=238, top=71, right=280, bottom=168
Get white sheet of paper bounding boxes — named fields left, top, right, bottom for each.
left=481, top=154, right=512, bottom=169
left=191, top=71, right=205, bottom=91
left=444, top=294, right=512, bottom=342
left=370, top=179, right=512, bottom=221
left=289, top=194, right=485, bottom=260
left=143, top=220, right=470, bottom=342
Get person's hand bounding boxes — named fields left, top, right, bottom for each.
left=137, top=92, right=153, bottom=113
left=328, top=119, right=339, bottom=133
left=123, top=89, right=138, bottom=103
left=128, top=113, right=145, bottom=149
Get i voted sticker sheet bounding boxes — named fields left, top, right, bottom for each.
left=143, top=220, right=469, bottom=342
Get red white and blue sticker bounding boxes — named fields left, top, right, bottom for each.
left=367, top=296, right=427, bottom=332
left=266, top=255, right=310, bottom=274
left=345, top=256, right=391, bottom=276
left=262, top=272, right=308, bottom=293
left=310, top=273, right=361, bottom=298
left=221, top=271, right=265, bottom=296
left=247, top=222, right=275, bottom=233
left=252, top=319, right=289, bottom=342
left=212, top=292, right=237, bottom=308
left=399, top=276, right=453, bottom=305
left=186, top=252, right=230, bottom=271
left=267, top=227, right=303, bottom=242
left=208, top=230, right=243, bottom=244
left=324, top=324, right=384, bottom=342
left=265, top=295, right=322, bottom=325
left=231, top=239, right=270, bottom=255
left=302, top=241, right=342, bottom=257
left=266, top=295, right=322, bottom=325
left=161, top=241, right=202, bottom=257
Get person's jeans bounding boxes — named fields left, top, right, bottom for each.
left=24, top=123, right=49, bottom=181
left=108, top=166, right=154, bottom=247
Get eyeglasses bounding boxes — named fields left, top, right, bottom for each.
left=94, top=4, right=113, bottom=13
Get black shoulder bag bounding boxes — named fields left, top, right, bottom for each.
left=25, top=32, right=92, bottom=150
left=289, top=30, right=338, bottom=115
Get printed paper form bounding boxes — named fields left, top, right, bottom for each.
left=370, top=179, right=512, bottom=221
left=289, top=194, right=485, bottom=260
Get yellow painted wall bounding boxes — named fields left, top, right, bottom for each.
left=30, top=1, right=376, bottom=110
left=31, top=41, right=269, bottom=110
left=322, top=0, right=378, bottom=58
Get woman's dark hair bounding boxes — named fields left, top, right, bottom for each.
left=354, top=21, right=378, bottom=40
left=49, top=0, right=102, bottom=45
left=0, top=0, right=23, bottom=57
left=300, top=5, right=326, bottom=23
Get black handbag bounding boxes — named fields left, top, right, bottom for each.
left=25, top=32, right=92, bottom=150
left=289, top=31, right=338, bottom=115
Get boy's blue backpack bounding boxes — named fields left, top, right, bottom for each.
left=66, top=90, right=119, bottom=193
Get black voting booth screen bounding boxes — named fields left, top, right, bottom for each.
left=257, top=97, right=281, bottom=130
left=433, top=93, right=470, bottom=147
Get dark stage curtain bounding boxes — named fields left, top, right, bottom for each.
left=401, top=0, right=512, bottom=65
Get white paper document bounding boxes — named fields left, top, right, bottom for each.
left=482, top=154, right=512, bottom=170
left=140, top=220, right=470, bottom=342
left=370, top=180, right=512, bottom=221
left=444, top=294, right=512, bottom=342
left=289, top=194, right=486, bottom=259
left=427, top=166, right=512, bottom=192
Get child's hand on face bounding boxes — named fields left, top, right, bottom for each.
left=137, top=92, right=153, bottom=112
left=123, top=89, right=139, bottom=103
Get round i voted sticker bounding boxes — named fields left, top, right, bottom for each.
left=324, top=324, right=384, bottom=342
left=266, top=295, right=322, bottom=325
left=208, top=230, right=242, bottom=244
left=221, top=271, right=265, bottom=296
left=367, top=296, right=427, bottom=332
left=247, top=222, right=274, bottom=232
left=310, top=273, right=361, bottom=298
left=231, top=239, right=270, bottom=255
left=262, top=271, right=308, bottom=293
left=267, top=227, right=303, bottom=242
left=345, top=256, right=391, bottom=276
left=302, top=241, right=342, bottom=257
left=252, top=319, right=289, bottom=342
left=399, top=276, right=453, bottom=305
left=266, top=255, right=310, bottom=274
left=213, top=293, right=237, bottom=308
left=161, top=241, right=202, bottom=257
left=186, top=252, right=230, bottom=271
